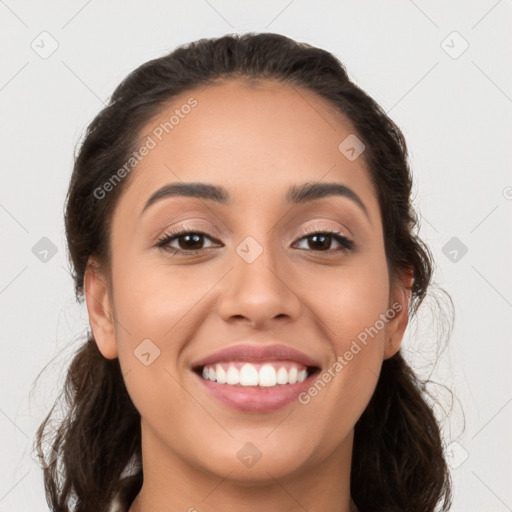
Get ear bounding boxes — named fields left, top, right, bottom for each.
left=83, top=257, right=118, bottom=359
left=383, top=268, right=414, bottom=360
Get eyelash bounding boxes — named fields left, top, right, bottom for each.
left=155, top=226, right=355, bottom=255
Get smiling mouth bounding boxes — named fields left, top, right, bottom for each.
left=193, top=361, right=321, bottom=388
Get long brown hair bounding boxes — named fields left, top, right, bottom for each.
left=34, top=32, right=453, bottom=511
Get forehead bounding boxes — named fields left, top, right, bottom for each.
left=116, top=79, right=376, bottom=215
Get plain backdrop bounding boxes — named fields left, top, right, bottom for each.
left=1, top=1, right=511, bottom=510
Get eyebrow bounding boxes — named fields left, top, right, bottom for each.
left=140, top=181, right=370, bottom=220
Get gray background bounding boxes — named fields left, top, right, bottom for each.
left=1, top=1, right=511, bottom=510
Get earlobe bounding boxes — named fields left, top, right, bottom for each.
left=83, top=258, right=118, bottom=360
left=383, top=270, right=414, bottom=360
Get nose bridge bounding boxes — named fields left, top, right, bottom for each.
left=233, top=231, right=285, bottom=295
left=230, top=207, right=282, bottom=275
left=216, top=229, right=302, bottom=326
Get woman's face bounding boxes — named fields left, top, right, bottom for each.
left=86, top=79, right=409, bottom=487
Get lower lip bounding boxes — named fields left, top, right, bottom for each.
left=193, top=371, right=317, bottom=412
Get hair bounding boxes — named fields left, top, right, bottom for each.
left=34, top=32, right=453, bottom=511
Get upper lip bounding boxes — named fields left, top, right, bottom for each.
left=191, top=344, right=322, bottom=369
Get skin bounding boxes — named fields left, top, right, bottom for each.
left=85, top=79, right=411, bottom=512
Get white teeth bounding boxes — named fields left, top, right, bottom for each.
left=239, top=363, right=259, bottom=386
left=200, top=362, right=312, bottom=387
left=259, top=364, right=276, bottom=387
left=276, top=367, right=288, bottom=385
left=226, top=366, right=240, bottom=385
left=216, top=363, right=227, bottom=384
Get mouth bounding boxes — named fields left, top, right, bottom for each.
left=190, top=343, right=323, bottom=412
left=192, top=363, right=321, bottom=413
left=192, top=361, right=321, bottom=388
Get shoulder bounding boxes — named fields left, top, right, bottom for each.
left=105, top=474, right=142, bottom=512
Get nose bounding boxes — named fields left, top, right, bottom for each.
left=216, top=244, right=303, bottom=329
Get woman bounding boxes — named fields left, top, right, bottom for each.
left=35, top=32, right=452, bottom=512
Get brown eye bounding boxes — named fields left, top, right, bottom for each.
left=294, top=231, right=354, bottom=252
left=174, top=233, right=205, bottom=251
left=156, top=228, right=354, bottom=256
left=156, top=230, right=218, bottom=254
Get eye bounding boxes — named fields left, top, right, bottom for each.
left=156, top=228, right=219, bottom=254
left=156, top=227, right=354, bottom=255
left=293, top=229, right=354, bottom=252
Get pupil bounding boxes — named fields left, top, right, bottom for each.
left=182, top=233, right=202, bottom=249
left=310, top=234, right=330, bottom=250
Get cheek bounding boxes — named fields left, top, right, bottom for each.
left=109, top=261, right=210, bottom=433
left=110, top=248, right=214, bottom=336
left=304, top=250, right=391, bottom=348
left=295, top=253, right=390, bottom=423
left=110, top=257, right=216, bottom=396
